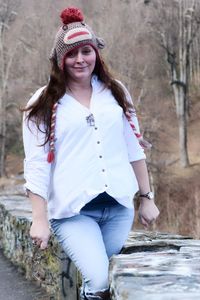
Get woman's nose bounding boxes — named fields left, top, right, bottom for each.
left=76, top=52, right=84, bottom=63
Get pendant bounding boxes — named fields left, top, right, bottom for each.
left=86, top=113, right=95, bottom=126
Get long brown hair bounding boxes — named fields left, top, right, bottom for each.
left=22, top=53, right=132, bottom=145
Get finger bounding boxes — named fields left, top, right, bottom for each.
left=40, top=240, right=48, bottom=250
left=36, top=240, right=42, bottom=246
left=139, top=216, right=149, bottom=228
left=31, top=237, right=38, bottom=244
left=149, top=218, right=155, bottom=225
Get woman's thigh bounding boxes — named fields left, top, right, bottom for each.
left=100, top=204, right=134, bottom=258
left=50, top=215, right=109, bottom=292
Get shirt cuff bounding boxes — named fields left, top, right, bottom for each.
left=128, top=151, right=146, bottom=163
left=23, top=183, right=48, bottom=201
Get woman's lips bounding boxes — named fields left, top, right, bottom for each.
left=73, top=66, right=88, bottom=70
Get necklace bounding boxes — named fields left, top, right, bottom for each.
left=66, top=85, right=92, bottom=109
left=66, top=85, right=95, bottom=126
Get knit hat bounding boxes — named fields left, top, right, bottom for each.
left=50, top=7, right=105, bottom=70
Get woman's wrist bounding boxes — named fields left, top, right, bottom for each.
left=32, top=213, right=48, bottom=222
left=140, top=197, right=155, bottom=204
left=28, top=191, right=48, bottom=222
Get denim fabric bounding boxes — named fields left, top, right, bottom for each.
left=50, top=193, right=134, bottom=298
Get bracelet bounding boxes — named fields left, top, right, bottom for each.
left=139, top=191, right=154, bottom=200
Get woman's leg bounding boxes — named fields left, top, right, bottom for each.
left=82, top=193, right=134, bottom=259
left=78, top=201, right=134, bottom=299
left=50, top=215, right=110, bottom=298
left=99, top=203, right=134, bottom=259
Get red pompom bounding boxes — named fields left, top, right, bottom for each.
left=47, top=151, right=55, bottom=163
left=60, top=7, right=84, bottom=25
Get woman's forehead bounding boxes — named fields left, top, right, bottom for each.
left=68, top=44, right=94, bottom=54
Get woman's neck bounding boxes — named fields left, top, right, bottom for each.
left=66, top=77, right=92, bottom=92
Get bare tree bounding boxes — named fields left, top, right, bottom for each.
left=0, top=0, right=21, bottom=176
left=149, top=0, right=200, bottom=167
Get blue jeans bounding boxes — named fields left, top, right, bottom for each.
left=50, top=193, right=134, bottom=299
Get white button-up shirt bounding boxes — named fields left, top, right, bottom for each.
left=23, top=76, right=146, bottom=219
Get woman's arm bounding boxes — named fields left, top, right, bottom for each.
left=23, top=118, right=51, bottom=249
left=131, top=159, right=159, bottom=227
left=22, top=89, right=52, bottom=249
left=28, top=191, right=51, bottom=249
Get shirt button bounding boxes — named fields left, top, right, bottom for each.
left=99, top=155, right=102, bottom=158
left=102, top=169, right=105, bottom=172
left=97, top=141, right=100, bottom=144
left=105, top=184, right=108, bottom=187
left=95, top=127, right=98, bottom=130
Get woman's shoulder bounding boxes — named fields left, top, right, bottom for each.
left=115, top=79, right=132, bottom=103
left=115, top=79, right=129, bottom=92
left=26, top=86, right=46, bottom=107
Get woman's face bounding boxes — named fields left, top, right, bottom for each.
left=64, top=45, right=96, bottom=81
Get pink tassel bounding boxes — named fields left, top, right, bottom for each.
left=47, top=151, right=55, bottom=163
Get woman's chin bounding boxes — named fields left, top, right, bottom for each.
left=72, top=71, right=92, bottom=81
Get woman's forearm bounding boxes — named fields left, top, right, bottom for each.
left=130, top=159, right=151, bottom=194
left=131, top=159, right=159, bottom=227
left=28, top=191, right=48, bottom=221
left=28, top=191, right=51, bottom=250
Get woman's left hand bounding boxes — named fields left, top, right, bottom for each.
left=138, top=198, right=160, bottom=228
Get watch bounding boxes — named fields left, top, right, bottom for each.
left=140, top=191, right=154, bottom=200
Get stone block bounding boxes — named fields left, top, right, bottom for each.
left=0, top=195, right=78, bottom=300
left=109, top=231, right=200, bottom=300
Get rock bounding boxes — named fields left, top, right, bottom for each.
left=1, top=195, right=200, bottom=300
left=0, top=195, right=78, bottom=300
left=109, top=231, right=200, bottom=300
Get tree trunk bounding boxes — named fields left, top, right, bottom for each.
left=173, top=85, right=190, bottom=168
left=0, top=123, right=6, bottom=177
left=178, top=111, right=189, bottom=168
left=0, top=95, right=6, bottom=177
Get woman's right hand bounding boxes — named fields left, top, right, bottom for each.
left=30, top=218, right=51, bottom=250
left=28, top=191, right=51, bottom=250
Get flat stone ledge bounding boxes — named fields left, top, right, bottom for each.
left=110, top=231, right=200, bottom=300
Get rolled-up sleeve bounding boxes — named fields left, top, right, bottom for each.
left=23, top=116, right=51, bottom=201
left=117, top=80, right=142, bottom=134
left=22, top=87, right=51, bottom=201
left=117, top=80, right=146, bottom=162
left=123, top=113, right=146, bottom=162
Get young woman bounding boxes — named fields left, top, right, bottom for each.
left=22, top=7, right=159, bottom=300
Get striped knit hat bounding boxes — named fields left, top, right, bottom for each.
left=50, top=7, right=105, bottom=70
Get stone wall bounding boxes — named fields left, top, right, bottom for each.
left=1, top=194, right=200, bottom=300
left=0, top=195, right=78, bottom=300
left=111, top=231, right=200, bottom=299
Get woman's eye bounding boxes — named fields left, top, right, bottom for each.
left=67, top=51, right=76, bottom=58
left=82, top=49, right=91, bottom=55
